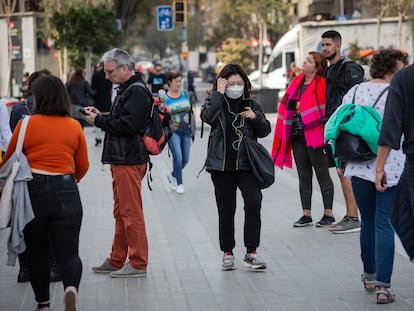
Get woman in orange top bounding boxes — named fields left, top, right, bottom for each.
left=3, top=75, right=89, bottom=311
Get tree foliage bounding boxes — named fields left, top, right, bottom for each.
left=50, top=7, right=120, bottom=55
left=216, top=38, right=253, bottom=73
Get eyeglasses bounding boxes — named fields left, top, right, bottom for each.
left=104, top=64, right=124, bottom=75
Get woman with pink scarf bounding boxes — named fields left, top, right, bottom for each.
left=272, top=52, right=334, bottom=228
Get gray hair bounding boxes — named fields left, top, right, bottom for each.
left=100, top=48, right=134, bottom=71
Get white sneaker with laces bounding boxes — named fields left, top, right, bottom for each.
left=167, top=173, right=177, bottom=191
left=222, top=252, right=235, bottom=270
left=176, top=184, right=185, bottom=194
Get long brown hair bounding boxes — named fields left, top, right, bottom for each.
left=67, top=68, right=85, bottom=87
left=32, top=75, right=71, bottom=116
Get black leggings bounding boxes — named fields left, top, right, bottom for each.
left=291, top=133, right=334, bottom=212
left=210, top=170, right=262, bottom=253
left=24, top=174, right=83, bottom=302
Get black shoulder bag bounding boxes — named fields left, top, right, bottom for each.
left=334, top=86, right=389, bottom=163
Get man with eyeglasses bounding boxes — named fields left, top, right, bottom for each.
left=82, top=48, right=152, bottom=278
left=147, top=63, right=167, bottom=95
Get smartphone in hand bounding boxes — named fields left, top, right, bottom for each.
left=239, top=99, right=252, bottom=113
left=79, top=108, right=89, bottom=115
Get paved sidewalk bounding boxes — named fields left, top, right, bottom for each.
left=1, top=119, right=414, bottom=311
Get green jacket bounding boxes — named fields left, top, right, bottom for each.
left=324, top=103, right=382, bottom=156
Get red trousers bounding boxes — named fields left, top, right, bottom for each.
left=109, top=164, right=148, bottom=270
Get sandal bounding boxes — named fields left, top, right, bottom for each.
left=361, top=276, right=375, bottom=292
left=376, top=289, right=395, bottom=304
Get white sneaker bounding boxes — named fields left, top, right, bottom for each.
left=167, top=173, right=177, bottom=191
left=176, top=184, right=185, bottom=194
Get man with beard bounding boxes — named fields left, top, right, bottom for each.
left=321, top=30, right=365, bottom=234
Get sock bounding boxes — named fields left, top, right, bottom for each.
left=247, top=248, right=256, bottom=254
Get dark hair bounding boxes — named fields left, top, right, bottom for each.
left=32, top=75, right=71, bottom=116
left=213, top=64, right=252, bottom=98
left=370, top=49, right=409, bottom=79
left=166, top=71, right=183, bottom=84
left=321, top=30, right=342, bottom=43
left=28, top=69, right=51, bottom=92
left=67, top=68, right=85, bottom=87
left=308, top=51, right=328, bottom=76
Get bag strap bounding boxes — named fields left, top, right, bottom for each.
left=351, top=85, right=360, bottom=104
left=15, top=116, right=30, bottom=158
left=372, top=86, right=389, bottom=108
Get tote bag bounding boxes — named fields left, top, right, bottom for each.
left=0, top=116, right=30, bottom=229
left=244, top=137, right=275, bottom=189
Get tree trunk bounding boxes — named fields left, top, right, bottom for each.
left=84, top=47, right=92, bottom=82
left=258, top=19, right=264, bottom=89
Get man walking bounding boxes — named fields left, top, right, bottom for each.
left=83, top=48, right=152, bottom=277
left=321, top=30, right=365, bottom=233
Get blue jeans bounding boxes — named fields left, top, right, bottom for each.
left=168, top=128, right=191, bottom=185
left=351, top=177, right=395, bottom=287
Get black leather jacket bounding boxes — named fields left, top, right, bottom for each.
left=200, top=91, right=271, bottom=171
left=95, top=74, right=151, bottom=164
left=324, top=56, right=364, bottom=121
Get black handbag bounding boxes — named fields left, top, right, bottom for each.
left=244, top=137, right=275, bottom=189
left=333, top=86, right=389, bottom=163
left=334, top=131, right=376, bottom=162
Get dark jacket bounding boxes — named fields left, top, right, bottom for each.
left=200, top=91, right=271, bottom=171
left=324, top=56, right=364, bottom=121
left=379, top=64, right=414, bottom=155
left=9, top=97, right=34, bottom=131
left=67, top=79, right=95, bottom=107
left=94, top=74, right=151, bottom=165
left=91, top=69, right=112, bottom=113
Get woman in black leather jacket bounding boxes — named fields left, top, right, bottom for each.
left=200, top=64, right=271, bottom=271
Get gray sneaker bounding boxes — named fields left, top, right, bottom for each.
left=110, top=263, right=146, bottom=278
left=222, top=252, right=235, bottom=271
left=329, top=216, right=361, bottom=234
left=243, top=252, right=267, bottom=270
left=92, top=259, right=118, bottom=274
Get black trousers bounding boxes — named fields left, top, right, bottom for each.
left=210, top=170, right=262, bottom=253
left=291, top=132, right=334, bottom=211
left=24, top=173, right=83, bottom=302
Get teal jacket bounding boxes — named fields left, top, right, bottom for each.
left=324, top=103, right=382, bottom=156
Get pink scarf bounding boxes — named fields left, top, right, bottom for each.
left=272, top=74, right=326, bottom=169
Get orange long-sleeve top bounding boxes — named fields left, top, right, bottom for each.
left=2, top=115, right=89, bottom=182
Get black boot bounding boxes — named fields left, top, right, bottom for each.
left=95, top=138, right=102, bottom=146
left=17, top=267, right=30, bottom=283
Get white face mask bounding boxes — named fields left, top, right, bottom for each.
left=225, top=85, right=244, bottom=99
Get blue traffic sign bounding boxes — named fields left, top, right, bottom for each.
left=157, top=6, right=173, bottom=31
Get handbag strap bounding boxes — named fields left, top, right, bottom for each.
left=372, top=86, right=389, bottom=108
left=15, top=116, right=30, bottom=158
left=351, top=85, right=389, bottom=108
left=351, top=85, right=360, bottom=104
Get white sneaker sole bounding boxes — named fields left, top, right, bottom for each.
left=330, top=227, right=361, bottom=234
left=110, top=272, right=146, bottom=278
left=243, top=262, right=267, bottom=270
